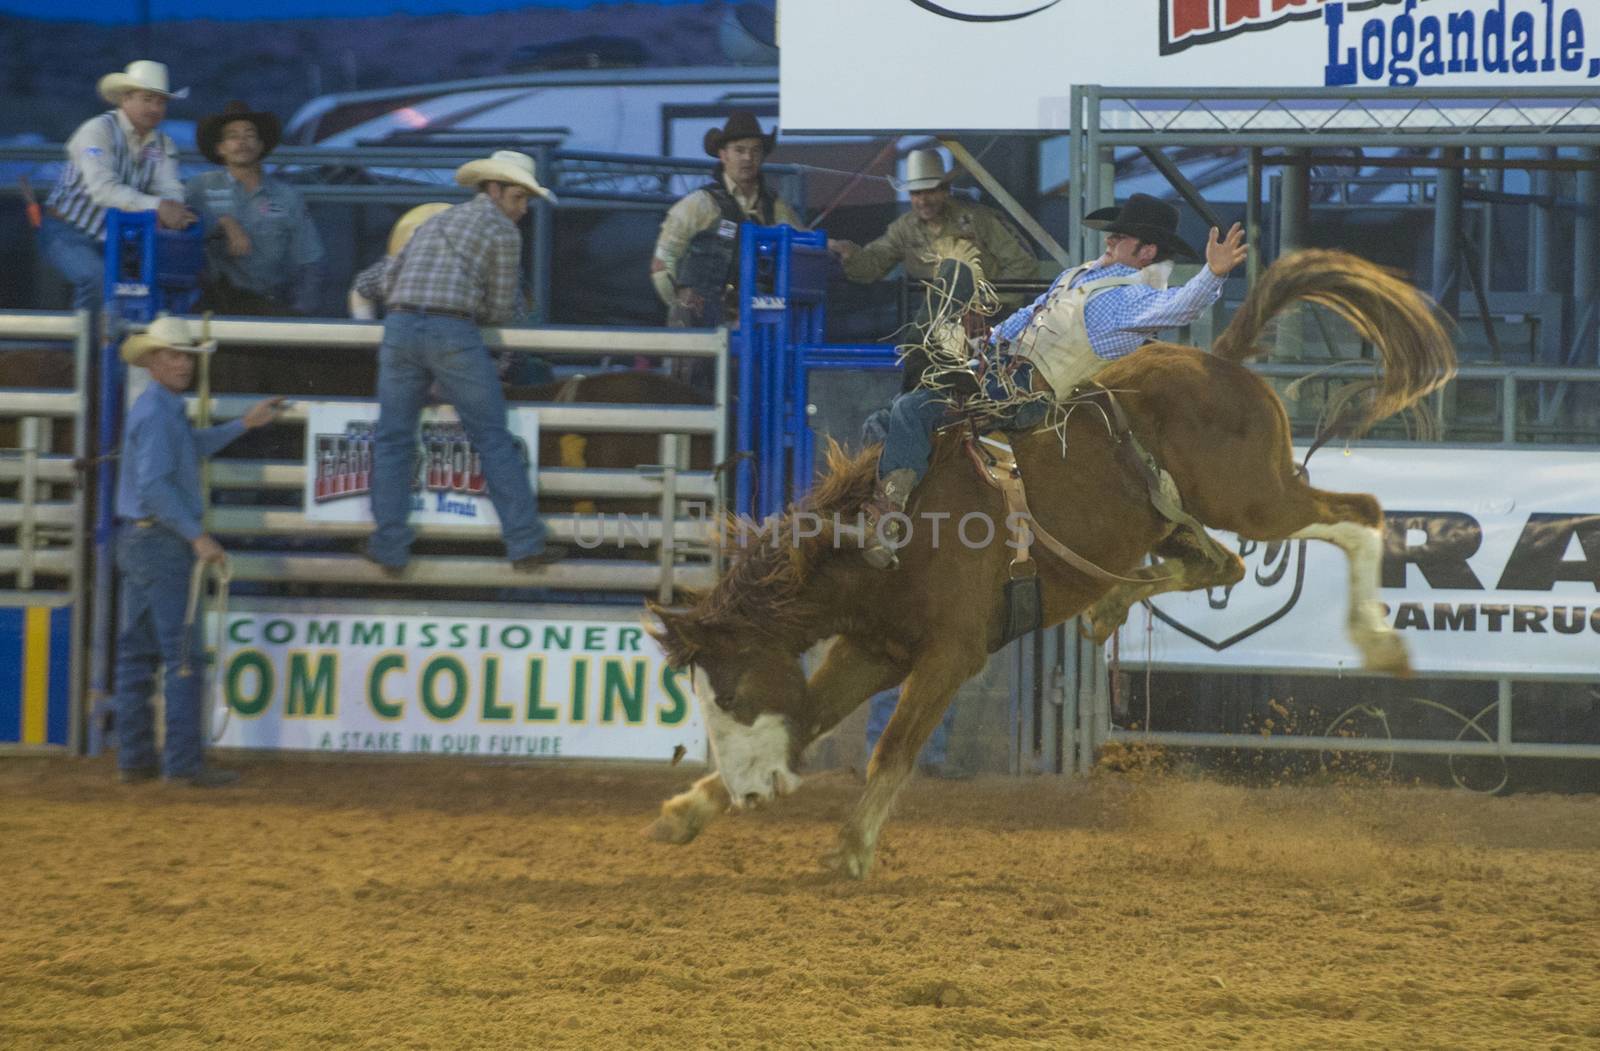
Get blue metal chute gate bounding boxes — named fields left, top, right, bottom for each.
left=732, top=224, right=897, bottom=521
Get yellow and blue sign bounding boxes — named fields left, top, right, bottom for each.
left=0, top=605, right=71, bottom=748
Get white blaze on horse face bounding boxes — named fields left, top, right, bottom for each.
left=692, top=668, right=801, bottom=807
left=1291, top=520, right=1408, bottom=671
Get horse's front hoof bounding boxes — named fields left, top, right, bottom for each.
left=642, top=815, right=701, bottom=846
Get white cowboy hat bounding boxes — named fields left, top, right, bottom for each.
left=98, top=60, right=189, bottom=104
left=120, top=316, right=216, bottom=366
left=453, top=150, right=558, bottom=202
left=899, top=149, right=953, bottom=193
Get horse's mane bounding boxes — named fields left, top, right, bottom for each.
left=648, top=440, right=878, bottom=665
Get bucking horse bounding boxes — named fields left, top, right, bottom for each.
left=646, top=249, right=1456, bottom=878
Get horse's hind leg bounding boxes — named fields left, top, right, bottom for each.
left=1082, top=526, right=1245, bottom=643
left=645, top=637, right=902, bottom=847
left=1289, top=491, right=1410, bottom=676
left=827, top=642, right=985, bottom=879
left=1232, top=480, right=1408, bottom=676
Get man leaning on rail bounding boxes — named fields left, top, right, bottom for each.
left=113, top=317, right=283, bottom=787
left=362, top=150, right=568, bottom=576
left=41, top=60, right=197, bottom=310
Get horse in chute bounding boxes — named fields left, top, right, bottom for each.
left=646, top=249, right=1456, bottom=878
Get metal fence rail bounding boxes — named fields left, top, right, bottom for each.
left=0, top=311, right=90, bottom=753
left=167, top=316, right=730, bottom=600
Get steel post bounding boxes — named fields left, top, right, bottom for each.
left=1575, top=147, right=1599, bottom=365
left=70, top=310, right=90, bottom=754
left=1434, top=147, right=1464, bottom=320
left=1531, top=147, right=1557, bottom=302
left=1277, top=149, right=1311, bottom=356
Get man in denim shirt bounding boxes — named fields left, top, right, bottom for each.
left=185, top=101, right=324, bottom=315
left=114, top=316, right=282, bottom=786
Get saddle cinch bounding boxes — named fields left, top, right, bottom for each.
left=960, top=383, right=1229, bottom=645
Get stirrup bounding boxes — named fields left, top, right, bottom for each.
left=861, top=513, right=907, bottom=570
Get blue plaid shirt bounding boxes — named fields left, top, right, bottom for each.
left=991, top=262, right=1226, bottom=360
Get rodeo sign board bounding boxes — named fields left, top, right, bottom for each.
left=1118, top=448, right=1600, bottom=677
left=211, top=610, right=705, bottom=762
left=781, top=0, right=1600, bottom=131
left=303, top=402, right=538, bottom=526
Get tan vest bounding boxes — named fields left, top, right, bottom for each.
left=1011, top=261, right=1172, bottom=395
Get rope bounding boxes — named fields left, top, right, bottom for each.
left=178, top=559, right=234, bottom=744
left=1320, top=695, right=1508, bottom=794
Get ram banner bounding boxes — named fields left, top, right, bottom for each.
left=210, top=610, right=706, bottom=762
left=781, top=0, right=1600, bottom=130
left=1114, top=448, right=1600, bottom=676
left=302, top=402, right=540, bottom=526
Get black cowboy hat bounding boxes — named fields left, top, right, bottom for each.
left=196, top=100, right=282, bottom=165
left=703, top=110, right=776, bottom=158
left=1083, top=193, right=1201, bottom=262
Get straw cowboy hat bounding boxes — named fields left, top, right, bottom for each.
left=388, top=202, right=452, bottom=256
left=453, top=150, right=557, bottom=201
left=120, top=316, right=216, bottom=367
left=98, top=60, right=189, bottom=104
left=899, top=149, right=954, bottom=193
left=702, top=111, right=776, bottom=158
left=1083, top=193, right=1202, bottom=262
left=196, top=100, right=282, bottom=165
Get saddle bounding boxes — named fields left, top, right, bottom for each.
left=962, top=383, right=1222, bottom=643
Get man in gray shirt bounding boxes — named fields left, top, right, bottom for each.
left=185, top=101, right=324, bottom=315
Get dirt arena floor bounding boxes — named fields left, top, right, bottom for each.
left=2, top=755, right=1598, bottom=1050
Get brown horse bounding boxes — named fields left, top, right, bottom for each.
left=645, top=250, right=1456, bottom=879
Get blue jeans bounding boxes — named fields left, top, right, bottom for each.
left=38, top=215, right=103, bottom=310
left=369, top=311, right=550, bottom=566
left=876, top=360, right=1051, bottom=485
left=113, top=525, right=207, bottom=776
left=865, top=688, right=955, bottom=768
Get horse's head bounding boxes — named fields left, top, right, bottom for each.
left=648, top=605, right=806, bottom=808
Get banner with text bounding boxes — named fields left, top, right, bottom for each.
left=211, top=611, right=705, bottom=762
left=781, top=0, right=1600, bottom=130
left=303, top=403, right=540, bottom=526
left=1115, top=448, right=1600, bottom=676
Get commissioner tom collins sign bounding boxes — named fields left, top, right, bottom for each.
left=781, top=0, right=1600, bottom=131
left=211, top=611, right=706, bottom=762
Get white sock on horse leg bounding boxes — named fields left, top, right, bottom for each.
left=1290, top=520, right=1402, bottom=662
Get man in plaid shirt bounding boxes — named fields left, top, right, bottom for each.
left=861, top=194, right=1247, bottom=570
left=365, top=150, right=567, bottom=574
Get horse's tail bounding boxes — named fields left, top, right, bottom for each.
left=1211, top=249, right=1457, bottom=438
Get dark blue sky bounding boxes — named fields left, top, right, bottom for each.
left=0, top=0, right=698, bottom=21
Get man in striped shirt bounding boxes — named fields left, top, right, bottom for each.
left=365, top=150, right=567, bottom=574
left=41, top=61, right=197, bottom=309
left=861, top=194, right=1246, bottom=570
